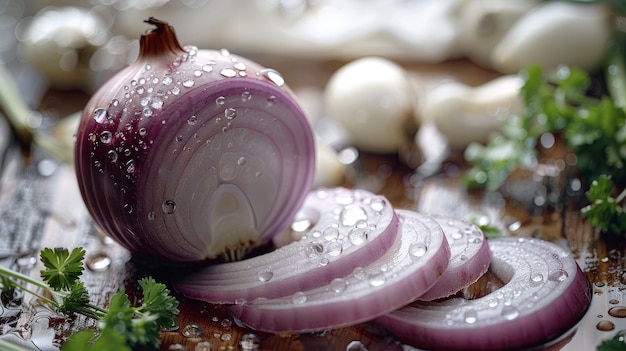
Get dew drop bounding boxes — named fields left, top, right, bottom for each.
left=260, top=69, right=285, bottom=86
left=330, top=278, right=348, bottom=293
left=220, top=333, right=231, bottom=342
left=193, top=70, right=202, bottom=77
left=267, top=95, right=277, bottom=105
left=220, top=318, right=232, bottom=328
left=188, top=115, right=198, bottom=125
left=195, top=341, right=213, bottom=351
left=597, top=320, right=616, bottom=331
left=368, top=271, right=386, bottom=287
left=215, top=96, right=226, bottom=105
left=258, top=269, right=273, bottom=282
left=346, top=341, right=368, bottom=351
left=451, top=229, right=463, bottom=240
left=86, top=253, right=112, bottom=271
left=220, top=68, right=237, bottom=78
left=220, top=48, right=230, bottom=56
left=135, top=86, right=145, bottom=95
left=202, top=64, right=213, bottom=73
left=224, top=108, right=237, bottom=120
left=339, top=204, right=367, bottom=226
left=326, top=241, right=343, bottom=257
left=148, top=211, right=156, bottom=220
left=182, top=324, right=202, bottom=338
left=323, top=227, right=340, bottom=241
left=162, top=200, right=177, bottom=214
left=151, top=98, right=164, bottom=109
left=409, top=242, right=428, bottom=258
left=239, top=333, right=260, bottom=350
left=93, top=108, right=108, bottom=124
left=241, top=91, right=252, bottom=101
left=348, top=227, right=368, bottom=245
left=609, top=306, right=626, bottom=318
left=548, top=270, right=569, bottom=282
left=304, top=242, right=324, bottom=258
left=125, top=160, right=136, bottom=174
left=500, top=305, right=520, bottom=320
left=292, top=291, right=307, bottom=304
left=99, top=131, right=113, bottom=144
left=168, top=344, right=186, bottom=351
left=123, top=203, right=134, bottom=214
left=529, top=272, right=544, bottom=286
left=163, top=76, right=173, bottom=85
left=234, top=62, right=246, bottom=71
left=464, top=309, right=478, bottom=324
left=183, top=79, right=195, bottom=88
left=171, top=86, right=180, bottom=95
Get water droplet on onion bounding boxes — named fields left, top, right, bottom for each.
left=260, top=69, right=285, bottom=87
left=409, top=242, right=428, bottom=258
left=258, top=269, right=273, bottom=282
left=183, top=79, right=195, bottom=88
left=348, top=227, right=368, bottom=245
left=220, top=68, right=237, bottom=78
left=162, top=200, right=177, bottom=214
left=464, top=309, right=478, bottom=324
left=330, top=278, right=348, bottom=293
left=93, top=108, right=108, bottom=124
left=339, top=204, right=367, bottom=226
left=548, top=269, right=568, bottom=282
left=326, top=241, right=343, bottom=256
left=292, top=291, right=307, bottom=304
left=500, top=305, right=520, bottom=320
left=215, top=96, right=225, bottom=105
left=224, top=108, right=237, bottom=120
left=304, top=242, right=324, bottom=258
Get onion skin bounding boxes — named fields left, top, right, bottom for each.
left=74, top=19, right=315, bottom=263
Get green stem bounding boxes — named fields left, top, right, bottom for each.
left=0, top=266, right=50, bottom=293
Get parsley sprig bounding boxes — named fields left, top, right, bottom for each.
left=0, top=247, right=179, bottom=350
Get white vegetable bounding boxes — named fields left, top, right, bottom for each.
left=453, top=0, right=541, bottom=69
left=324, top=57, right=415, bottom=154
left=490, top=2, right=613, bottom=74
left=313, top=136, right=345, bottom=188
left=419, top=75, right=524, bottom=149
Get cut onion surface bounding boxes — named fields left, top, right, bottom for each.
left=174, top=187, right=399, bottom=303
left=227, top=209, right=450, bottom=333
left=377, top=237, right=592, bottom=351
left=418, top=215, right=491, bottom=301
left=75, top=19, right=315, bottom=263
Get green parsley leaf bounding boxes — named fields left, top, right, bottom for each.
left=61, top=329, right=131, bottom=351
left=40, top=247, right=86, bottom=291
left=597, top=331, right=626, bottom=351
left=137, top=277, right=180, bottom=330
left=582, top=175, right=626, bottom=234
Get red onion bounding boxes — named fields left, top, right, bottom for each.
left=74, top=18, right=315, bottom=262
left=227, top=209, right=450, bottom=333
left=418, top=215, right=491, bottom=301
left=174, top=187, right=399, bottom=303
left=377, top=237, right=591, bottom=351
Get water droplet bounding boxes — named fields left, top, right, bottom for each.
left=171, top=86, right=180, bottom=95
left=151, top=98, right=164, bottom=109
left=168, top=344, right=186, bottom=351
left=409, top=242, right=428, bottom=258
left=125, top=160, right=136, bottom=174
left=224, top=108, right=237, bottom=120
left=267, top=95, right=277, bottom=105
left=369, top=271, right=385, bottom=287
left=451, top=229, right=463, bottom=240
left=500, top=305, right=520, bottom=320
left=220, top=333, right=231, bottom=341
left=93, top=108, right=108, bottom=124
left=100, top=130, right=113, bottom=144
left=220, top=68, right=237, bottom=78
left=195, top=341, right=213, bottom=351
left=148, top=211, right=156, bottom=220
left=323, top=227, right=339, bottom=241
left=609, top=306, right=626, bottom=318
left=123, top=203, right=134, bottom=214
left=304, top=242, right=324, bottom=258
left=163, top=76, right=173, bottom=85
left=233, top=62, right=246, bottom=71
left=339, top=205, right=367, bottom=226
left=86, top=253, right=112, bottom=271
left=464, top=309, right=478, bottom=324
left=292, top=291, right=307, bottom=304
left=548, top=270, right=568, bottom=282
left=215, top=96, right=226, bottom=105
left=183, top=79, right=195, bottom=88
left=346, top=341, right=368, bottom=351
left=330, top=278, right=348, bottom=293
left=188, top=115, right=198, bottom=125
left=135, top=86, right=145, bottom=95
left=597, top=320, right=616, bottom=331
left=258, top=269, right=273, bottom=282
left=326, top=241, right=343, bottom=256
left=162, top=200, right=177, bottom=214
left=193, top=70, right=202, bottom=77
left=182, top=324, right=202, bottom=338
left=240, top=334, right=260, bottom=350
left=220, top=48, right=230, bottom=56
left=202, top=64, right=213, bottom=73
left=241, top=91, right=252, bottom=101
left=143, top=107, right=153, bottom=117
left=260, top=69, right=285, bottom=86
left=139, top=127, right=147, bottom=136
left=529, top=272, right=544, bottom=286
left=348, top=228, right=368, bottom=245
left=220, top=318, right=232, bottom=328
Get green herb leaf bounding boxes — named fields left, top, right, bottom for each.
left=597, top=331, right=626, bottom=351
left=137, top=277, right=180, bottom=330
left=40, top=247, right=85, bottom=291
left=61, top=329, right=131, bottom=351
left=582, top=175, right=626, bottom=233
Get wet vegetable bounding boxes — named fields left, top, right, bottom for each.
left=377, top=237, right=591, bottom=351
left=74, top=18, right=315, bottom=262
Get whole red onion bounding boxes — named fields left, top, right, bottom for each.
left=74, top=18, right=315, bottom=263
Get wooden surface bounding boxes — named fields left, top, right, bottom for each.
left=0, top=59, right=625, bottom=351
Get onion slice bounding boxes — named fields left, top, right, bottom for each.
left=377, top=237, right=592, bottom=351
left=418, top=215, right=491, bottom=301
left=227, top=209, right=450, bottom=333
left=174, top=187, right=399, bottom=303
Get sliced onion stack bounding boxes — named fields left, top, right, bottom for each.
left=418, top=215, right=491, bottom=301
left=377, top=237, right=592, bottom=351
left=174, top=187, right=399, bottom=303
left=74, top=19, right=315, bottom=262
left=227, top=209, right=450, bottom=333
